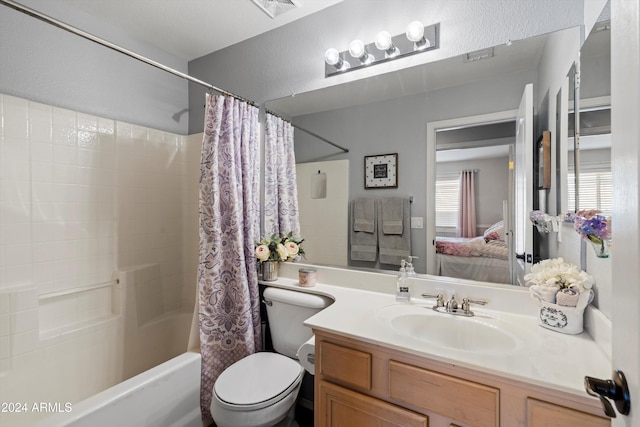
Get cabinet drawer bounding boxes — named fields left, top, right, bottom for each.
left=318, top=341, right=372, bottom=390
left=527, top=398, right=610, bottom=427
left=318, top=380, right=428, bottom=427
left=389, top=360, right=499, bottom=427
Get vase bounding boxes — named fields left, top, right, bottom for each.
left=590, top=240, right=611, bottom=258
left=261, top=261, right=279, bottom=281
left=536, top=289, right=594, bottom=335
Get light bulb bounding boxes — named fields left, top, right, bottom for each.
left=375, top=30, right=399, bottom=58
left=324, top=48, right=349, bottom=72
left=406, top=21, right=430, bottom=50
left=406, top=21, right=425, bottom=42
left=375, top=31, right=393, bottom=51
left=348, top=39, right=374, bottom=64
left=348, top=39, right=366, bottom=58
left=324, top=48, right=340, bottom=66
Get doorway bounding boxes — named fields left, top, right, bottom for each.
left=426, top=110, right=518, bottom=285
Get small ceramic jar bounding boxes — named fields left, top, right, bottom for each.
left=298, top=268, right=317, bottom=287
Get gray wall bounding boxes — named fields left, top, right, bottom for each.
left=188, top=0, right=586, bottom=134
left=289, top=70, right=533, bottom=274
left=0, top=0, right=189, bottom=134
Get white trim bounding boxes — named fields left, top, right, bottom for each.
left=426, top=109, right=518, bottom=275
left=568, top=95, right=611, bottom=111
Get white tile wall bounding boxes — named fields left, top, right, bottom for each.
left=0, top=93, right=200, bottom=427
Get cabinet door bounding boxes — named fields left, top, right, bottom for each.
left=389, top=360, right=499, bottom=427
left=527, top=398, right=610, bottom=427
left=317, top=380, right=428, bottom=427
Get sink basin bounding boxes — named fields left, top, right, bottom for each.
left=377, top=305, right=522, bottom=353
left=391, top=313, right=518, bottom=352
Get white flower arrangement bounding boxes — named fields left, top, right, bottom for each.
left=524, top=257, right=593, bottom=292
left=254, top=232, right=305, bottom=263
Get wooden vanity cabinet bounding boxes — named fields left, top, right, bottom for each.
left=314, top=330, right=610, bottom=427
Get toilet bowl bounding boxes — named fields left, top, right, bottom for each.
left=210, top=287, right=332, bottom=427
left=210, top=352, right=304, bottom=427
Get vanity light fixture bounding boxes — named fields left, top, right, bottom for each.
left=324, top=21, right=440, bottom=77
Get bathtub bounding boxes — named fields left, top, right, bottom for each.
left=38, top=352, right=202, bottom=427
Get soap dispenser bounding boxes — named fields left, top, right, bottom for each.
left=396, top=259, right=410, bottom=302
left=406, top=256, right=418, bottom=278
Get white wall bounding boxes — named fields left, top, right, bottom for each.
left=296, top=160, right=349, bottom=266
left=0, top=94, right=200, bottom=426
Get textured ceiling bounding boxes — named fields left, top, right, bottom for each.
left=60, top=0, right=343, bottom=60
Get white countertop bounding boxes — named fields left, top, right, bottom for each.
left=262, top=263, right=612, bottom=399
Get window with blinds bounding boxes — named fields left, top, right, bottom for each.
left=436, top=174, right=459, bottom=227
left=568, top=167, right=612, bottom=212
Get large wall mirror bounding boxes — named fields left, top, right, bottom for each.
left=266, top=20, right=607, bottom=289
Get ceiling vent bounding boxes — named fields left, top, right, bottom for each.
left=251, top=0, right=299, bottom=19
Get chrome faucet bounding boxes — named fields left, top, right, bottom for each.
left=421, top=293, right=487, bottom=317
left=445, top=294, right=458, bottom=311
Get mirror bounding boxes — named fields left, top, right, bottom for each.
left=568, top=19, right=611, bottom=216
left=266, top=25, right=595, bottom=287
left=553, top=13, right=611, bottom=311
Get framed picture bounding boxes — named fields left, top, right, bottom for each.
left=364, top=153, right=398, bottom=189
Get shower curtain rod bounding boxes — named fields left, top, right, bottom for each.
left=266, top=109, right=349, bottom=153
left=0, top=0, right=348, bottom=153
left=293, top=123, right=349, bottom=153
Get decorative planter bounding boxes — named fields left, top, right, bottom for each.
left=590, top=240, right=611, bottom=258
left=536, top=290, right=594, bottom=335
left=261, top=261, right=279, bottom=281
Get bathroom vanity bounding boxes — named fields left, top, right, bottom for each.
left=263, top=263, right=612, bottom=427
left=314, top=330, right=608, bottom=427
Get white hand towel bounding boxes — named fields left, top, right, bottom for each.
left=530, top=284, right=560, bottom=304
left=556, top=288, right=580, bottom=307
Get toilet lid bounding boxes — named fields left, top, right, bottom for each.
left=214, top=352, right=303, bottom=409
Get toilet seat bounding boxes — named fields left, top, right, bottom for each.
left=214, top=352, right=304, bottom=411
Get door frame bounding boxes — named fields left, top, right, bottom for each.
left=426, top=109, right=518, bottom=277
left=611, top=0, right=640, bottom=425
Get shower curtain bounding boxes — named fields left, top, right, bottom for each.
left=197, top=94, right=261, bottom=424
left=263, top=113, right=301, bottom=236
left=457, top=169, right=477, bottom=238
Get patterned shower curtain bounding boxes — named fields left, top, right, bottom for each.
left=263, top=113, right=301, bottom=236
left=197, top=94, right=261, bottom=424
left=457, top=169, right=477, bottom=238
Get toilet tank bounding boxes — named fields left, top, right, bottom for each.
left=263, top=287, right=333, bottom=359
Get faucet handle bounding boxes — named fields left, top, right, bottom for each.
left=461, top=297, right=487, bottom=314
left=421, top=293, right=445, bottom=307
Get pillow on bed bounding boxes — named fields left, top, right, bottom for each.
left=484, top=220, right=505, bottom=242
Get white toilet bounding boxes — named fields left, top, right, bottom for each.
left=210, top=287, right=332, bottom=427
